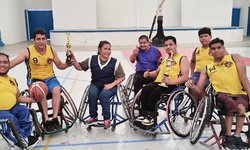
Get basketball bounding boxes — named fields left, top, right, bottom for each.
left=29, top=81, right=48, bottom=101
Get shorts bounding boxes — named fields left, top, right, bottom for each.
left=192, top=72, right=210, bottom=91
left=27, top=76, right=61, bottom=93
left=216, top=93, right=248, bottom=115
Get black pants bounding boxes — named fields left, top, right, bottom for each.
left=139, top=82, right=177, bottom=115
left=133, top=72, right=154, bottom=96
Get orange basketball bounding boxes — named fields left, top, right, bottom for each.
left=29, top=81, right=48, bottom=101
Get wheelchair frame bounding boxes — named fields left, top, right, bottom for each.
left=129, top=86, right=196, bottom=138
left=190, top=89, right=250, bottom=149
left=0, top=109, right=41, bottom=150
left=77, top=84, right=128, bottom=131
left=22, top=86, right=77, bottom=139
left=118, top=73, right=135, bottom=121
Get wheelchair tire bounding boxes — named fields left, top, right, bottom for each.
left=7, top=120, right=28, bottom=149
left=190, top=96, right=212, bottom=144
left=29, top=109, right=42, bottom=137
left=124, top=73, right=135, bottom=99
left=77, top=85, right=89, bottom=123
left=60, top=86, right=78, bottom=127
left=119, top=85, right=132, bottom=120
left=130, top=89, right=142, bottom=119
left=167, top=90, right=196, bottom=137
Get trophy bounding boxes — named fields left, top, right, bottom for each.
left=159, top=51, right=174, bottom=87
left=66, top=33, right=72, bottom=64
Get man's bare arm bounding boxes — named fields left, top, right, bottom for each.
left=234, top=54, right=250, bottom=102
left=10, top=49, right=29, bottom=69
left=53, top=50, right=70, bottom=69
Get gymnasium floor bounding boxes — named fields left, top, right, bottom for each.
left=1, top=39, right=250, bottom=150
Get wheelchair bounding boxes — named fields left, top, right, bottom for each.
left=118, top=73, right=135, bottom=120
left=0, top=109, right=41, bottom=150
left=77, top=84, right=128, bottom=131
left=129, top=85, right=196, bottom=138
left=21, top=86, right=77, bottom=139
left=189, top=87, right=250, bottom=149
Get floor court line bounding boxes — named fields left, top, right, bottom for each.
left=35, top=136, right=209, bottom=148
left=60, top=67, right=74, bottom=85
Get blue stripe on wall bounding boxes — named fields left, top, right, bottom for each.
left=51, top=27, right=243, bottom=33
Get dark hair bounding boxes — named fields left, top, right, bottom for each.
left=33, top=29, right=47, bottom=39
left=0, top=52, right=10, bottom=62
left=198, top=27, right=211, bottom=36
left=138, top=35, right=149, bottom=42
left=164, top=36, right=177, bottom=44
left=97, top=40, right=111, bottom=55
left=209, top=38, right=224, bottom=48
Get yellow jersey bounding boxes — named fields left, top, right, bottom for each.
left=0, top=76, right=18, bottom=110
left=195, top=47, right=214, bottom=72
left=155, top=53, right=184, bottom=83
left=26, top=45, right=55, bottom=80
left=206, top=54, right=246, bottom=95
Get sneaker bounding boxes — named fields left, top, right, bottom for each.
left=104, top=119, right=111, bottom=129
left=135, top=116, right=145, bottom=122
left=85, top=117, right=98, bottom=125
left=233, top=135, right=249, bottom=150
left=142, top=116, right=154, bottom=126
left=52, top=118, right=62, bottom=130
left=224, top=135, right=237, bottom=150
left=44, top=120, right=55, bottom=132
left=27, top=136, right=40, bottom=149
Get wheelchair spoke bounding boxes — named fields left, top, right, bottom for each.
left=167, top=90, right=196, bottom=137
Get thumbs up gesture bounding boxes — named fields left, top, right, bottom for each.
left=133, top=46, right=139, bottom=55
left=143, top=69, right=150, bottom=78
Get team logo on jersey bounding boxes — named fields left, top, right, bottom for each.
left=9, top=79, right=15, bottom=86
left=33, top=57, right=38, bottom=64
left=47, top=57, right=53, bottom=64
left=208, top=65, right=216, bottom=73
left=171, top=60, right=177, bottom=66
left=224, top=61, right=233, bottom=67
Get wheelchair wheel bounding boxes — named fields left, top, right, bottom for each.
left=77, top=85, right=89, bottom=123
left=130, top=89, right=142, bottom=119
left=167, top=90, right=196, bottom=137
left=190, top=96, right=212, bottom=144
left=21, top=86, right=77, bottom=134
left=124, top=73, right=135, bottom=99
left=29, top=109, right=42, bottom=137
left=60, top=86, right=78, bottom=128
left=119, top=85, right=133, bottom=120
left=7, top=120, right=28, bottom=149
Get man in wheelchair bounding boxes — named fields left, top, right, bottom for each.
left=136, top=36, right=189, bottom=127
left=0, top=53, right=40, bottom=148
left=186, top=38, right=250, bottom=150
left=10, top=29, right=72, bottom=132
left=129, top=35, right=161, bottom=96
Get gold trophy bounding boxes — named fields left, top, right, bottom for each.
left=159, top=51, right=174, bottom=87
left=66, top=33, right=72, bottom=64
